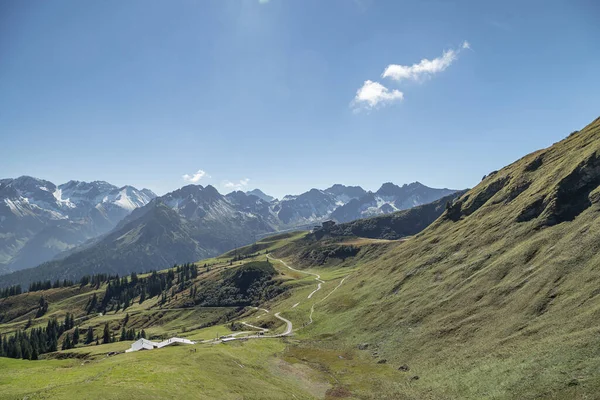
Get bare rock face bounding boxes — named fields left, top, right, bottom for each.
left=516, top=152, right=600, bottom=226
left=541, top=153, right=600, bottom=226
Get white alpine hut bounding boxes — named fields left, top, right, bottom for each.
left=126, top=337, right=196, bottom=353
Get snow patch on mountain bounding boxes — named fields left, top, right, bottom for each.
left=52, top=189, right=76, bottom=209
left=103, top=186, right=155, bottom=211
left=0, top=176, right=157, bottom=273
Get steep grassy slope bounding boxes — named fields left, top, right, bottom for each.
left=2, top=118, right=600, bottom=399
left=283, top=117, right=600, bottom=398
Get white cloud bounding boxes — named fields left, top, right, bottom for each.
left=223, top=178, right=250, bottom=191
left=351, top=80, right=404, bottom=111
left=382, top=41, right=470, bottom=83
left=182, top=170, right=209, bottom=183
left=382, top=50, right=455, bottom=82
left=352, top=41, right=470, bottom=111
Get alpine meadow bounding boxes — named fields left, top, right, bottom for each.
left=1, top=1, right=599, bottom=399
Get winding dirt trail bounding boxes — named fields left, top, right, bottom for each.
left=267, top=255, right=325, bottom=300
left=205, top=256, right=348, bottom=343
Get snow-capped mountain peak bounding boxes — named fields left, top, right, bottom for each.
left=331, top=181, right=457, bottom=223
left=0, top=176, right=157, bottom=273
left=102, top=186, right=156, bottom=211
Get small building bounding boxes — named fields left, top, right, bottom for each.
left=126, top=338, right=159, bottom=352
left=125, top=337, right=196, bottom=353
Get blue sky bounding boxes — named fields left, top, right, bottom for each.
left=1, top=0, right=598, bottom=198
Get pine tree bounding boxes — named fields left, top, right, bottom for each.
left=36, top=296, right=48, bottom=318
left=62, top=334, right=72, bottom=350
left=86, top=326, right=94, bottom=344
left=102, top=323, right=110, bottom=344
left=73, top=327, right=80, bottom=345
left=23, top=343, right=32, bottom=360
left=120, top=327, right=127, bottom=341
left=140, top=329, right=146, bottom=339
left=64, top=313, right=73, bottom=330
left=86, top=293, right=98, bottom=315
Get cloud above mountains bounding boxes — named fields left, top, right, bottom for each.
left=352, top=41, right=470, bottom=111
left=223, top=178, right=250, bottom=191
left=182, top=170, right=209, bottom=183
left=182, top=171, right=252, bottom=192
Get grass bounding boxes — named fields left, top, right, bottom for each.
left=183, top=323, right=235, bottom=341
left=0, top=340, right=330, bottom=400
left=3, top=118, right=600, bottom=398
left=265, top=117, right=600, bottom=399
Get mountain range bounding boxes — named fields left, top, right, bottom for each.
left=0, top=179, right=457, bottom=286
left=0, top=177, right=156, bottom=274
left=329, top=182, right=456, bottom=223
left=2, top=118, right=600, bottom=398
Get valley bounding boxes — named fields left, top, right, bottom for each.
left=0, top=180, right=456, bottom=288
left=3, top=2, right=597, bottom=399
left=0, top=233, right=386, bottom=399
left=1, top=118, right=599, bottom=399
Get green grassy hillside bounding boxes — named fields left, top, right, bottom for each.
left=277, top=116, right=600, bottom=398
left=0, top=340, right=331, bottom=400
left=2, top=118, right=600, bottom=399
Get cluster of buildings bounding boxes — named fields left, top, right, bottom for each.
left=125, top=337, right=195, bottom=352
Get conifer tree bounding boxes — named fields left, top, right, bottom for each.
left=62, top=334, right=72, bottom=350
left=86, top=326, right=94, bottom=344
left=73, top=327, right=80, bottom=345
left=102, top=323, right=110, bottom=344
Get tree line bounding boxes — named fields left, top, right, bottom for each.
left=83, top=263, right=199, bottom=314
left=0, top=285, right=22, bottom=299
left=28, top=279, right=75, bottom=293
left=1, top=263, right=201, bottom=301
left=0, top=313, right=74, bottom=360
left=1, top=262, right=200, bottom=360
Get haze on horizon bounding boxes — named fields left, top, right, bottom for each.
left=1, top=0, right=598, bottom=198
